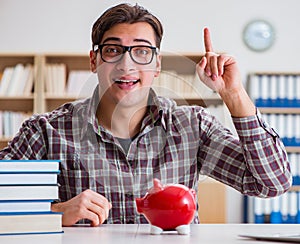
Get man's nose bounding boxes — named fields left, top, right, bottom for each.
left=116, top=52, right=136, bottom=72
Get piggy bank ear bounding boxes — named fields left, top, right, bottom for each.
left=148, top=178, right=163, bottom=194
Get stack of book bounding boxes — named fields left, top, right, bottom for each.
left=0, top=160, right=63, bottom=235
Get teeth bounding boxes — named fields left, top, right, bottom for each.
left=114, top=79, right=138, bottom=83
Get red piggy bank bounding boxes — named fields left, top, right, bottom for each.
left=135, top=178, right=196, bottom=235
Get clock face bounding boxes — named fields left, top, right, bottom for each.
left=243, top=20, right=275, bottom=52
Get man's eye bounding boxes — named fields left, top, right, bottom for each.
left=135, top=49, right=149, bottom=56
left=106, top=48, right=120, bottom=54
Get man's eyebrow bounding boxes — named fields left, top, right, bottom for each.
left=102, top=37, right=153, bottom=46
left=133, top=38, right=152, bottom=46
left=102, top=37, right=121, bottom=43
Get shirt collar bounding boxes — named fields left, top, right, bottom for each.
left=80, top=86, right=176, bottom=139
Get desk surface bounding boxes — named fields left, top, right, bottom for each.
left=1, top=224, right=300, bottom=244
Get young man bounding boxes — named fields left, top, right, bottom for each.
left=0, top=3, right=291, bottom=226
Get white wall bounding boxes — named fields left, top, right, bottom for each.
left=1, top=0, right=300, bottom=82
left=1, top=0, right=298, bottom=223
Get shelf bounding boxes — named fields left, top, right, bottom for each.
left=0, top=96, right=34, bottom=112
left=0, top=138, right=10, bottom=149
left=289, top=185, right=300, bottom=191
left=258, top=107, right=300, bottom=114
left=285, top=147, right=300, bottom=153
left=45, top=96, right=77, bottom=111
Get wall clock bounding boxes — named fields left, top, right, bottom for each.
left=242, top=20, right=275, bottom=52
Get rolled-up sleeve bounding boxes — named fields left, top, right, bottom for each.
left=232, top=109, right=292, bottom=197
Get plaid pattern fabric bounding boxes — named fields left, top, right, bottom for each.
left=0, top=86, right=291, bottom=224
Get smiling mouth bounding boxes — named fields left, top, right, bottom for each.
left=114, top=79, right=140, bottom=85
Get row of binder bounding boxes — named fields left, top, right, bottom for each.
left=288, top=153, right=300, bottom=185
left=248, top=191, right=300, bottom=224
left=248, top=74, right=300, bottom=107
left=263, top=114, right=300, bottom=146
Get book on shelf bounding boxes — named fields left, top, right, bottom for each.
left=153, top=70, right=215, bottom=99
left=262, top=113, right=300, bottom=146
left=0, top=111, right=30, bottom=138
left=246, top=191, right=300, bottom=224
left=65, top=70, right=95, bottom=97
left=0, top=64, right=34, bottom=96
left=0, top=160, right=60, bottom=172
left=248, top=73, right=300, bottom=107
left=0, top=200, right=52, bottom=212
left=0, top=212, right=63, bottom=235
left=45, top=63, right=66, bottom=96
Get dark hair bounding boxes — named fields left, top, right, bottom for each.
left=92, top=3, right=163, bottom=48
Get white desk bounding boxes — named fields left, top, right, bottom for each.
left=1, top=224, right=300, bottom=244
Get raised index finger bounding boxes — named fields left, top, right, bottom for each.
left=204, top=27, right=214, bottom=52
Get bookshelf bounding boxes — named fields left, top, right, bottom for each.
left=0, top=54, right=37, bottom=149
left=245, top=72, right=300, bottom=224
left=0, top=52, right=223, bottom=148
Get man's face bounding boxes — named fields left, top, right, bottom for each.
left=90, top=22, right=161, bottom=108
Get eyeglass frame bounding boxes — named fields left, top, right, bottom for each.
left=93, top=44, right=159, bottom=65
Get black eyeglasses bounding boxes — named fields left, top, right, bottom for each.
left=93, top=44, right=159, bottom=65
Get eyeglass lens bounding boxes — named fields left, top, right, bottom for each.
left=100, top=45, right=155, bottom=64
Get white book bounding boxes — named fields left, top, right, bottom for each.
left=286, top=114, right=294, bottom=139
left=0, top=172, right=58, bottom=185
left=0, top=160, right=60, bottom=172
left=0, top=185, right=59, bottom=200
left=296, top=75, right=300, bottom=100
left=45, top=65, right=53, bottom=94
left=0, top=212, right=63, bottom=235
left=277, top=114, right=286, bottom=138
left=261, top=75, right=269, bottom=100
left=3, top=111, right=11, bottom=137
left=288, top=192, right=297, bottom=222
left=249, top=75, right=260, bottom=100
left=295, top=115, right=300, bottom=140
left=55, top=64, right=66, bottom=95
left=286, top=75, right=295, bottom=100
left=289, top=153, right=297, bottom=178
left=254, top=197, right=263, bottom=221
left=65, top=70, right=92, bottom=97
left=6, top=64, right=25, bottom=96
left=13, top=64, right=32, bottom=96
left=0, top=67, right=14, bottom=96
left=0, top=200, right=52, bottom=212
left=269, top=75, right=277, bottom=100
left=280, top=193, right=289, bottom=222
left=23, top=64, right=34, bottom=95
left=277, top=75, right=286, bottom=99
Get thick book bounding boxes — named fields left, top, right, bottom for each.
left=0, top=160, right=60, bottom=172
left=0, top=200, right=52, bottom=212
left=0, top=212, right=63, bottom=235
left=0, top=172, right=59, bottom=185
left=0, top=185, right=59, bottom=201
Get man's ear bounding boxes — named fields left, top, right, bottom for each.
left=89, top=50, right=97, bottom=73
left=154, top=54, right=162, bottom=77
